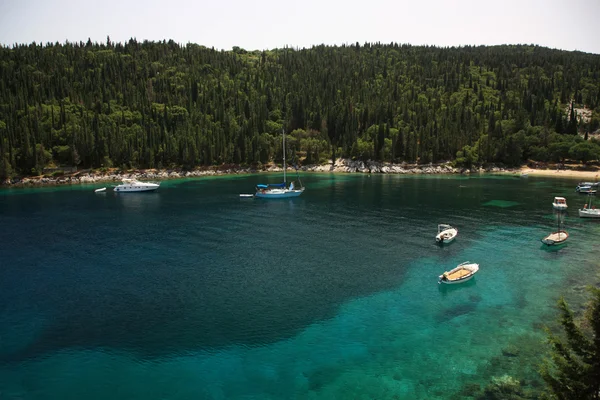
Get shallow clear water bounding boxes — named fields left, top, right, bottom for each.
left=1, top=173, right=598, bottom=399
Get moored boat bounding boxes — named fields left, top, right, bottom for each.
left=541, top=214, right=568, bottom=245
left=576, top=182, right=598, bottom=194
left=579, top=194, right=600, bottom=218
left=114, top=179, right=160, bottom=192
left=94, top=187, right=106, bottom=193
left=541, top=231, right=569, bottom=245
left=552, top=196, right=567, bottom=211
left=438, top=261, right=479, bottom=284
left=435, top=224, right=458, bottom=244
left=254, top=129, right=305, bottom=199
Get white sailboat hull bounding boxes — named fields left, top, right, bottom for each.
left=578, top=209, right=600, bottom=218
left=255, top=188, right=304, bottom=198
left=115, top=186, right=159, bottom=192
left=541, top=231, right=568, bottom=245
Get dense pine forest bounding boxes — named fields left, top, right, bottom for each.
left=1, top=39, right=600, bottom=178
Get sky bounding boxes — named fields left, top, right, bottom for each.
left=0, top=0, right=599, bottom=54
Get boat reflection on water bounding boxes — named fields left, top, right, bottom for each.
left=116, top=190, right=161, bottom=211
left=540, top=242, right=568, bottom=252
left=438, top=277, right=477, bottom=296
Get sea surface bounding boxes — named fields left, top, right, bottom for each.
left=0, top=173, right=599, bottom=399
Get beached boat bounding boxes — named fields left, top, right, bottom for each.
left=435, top=224, right=458, bottom=244
left=438, top=261, right=479, bottom=284
left=579, top=194, right=600, bottom=218
left=114, top=179, right=160, bottom=192
left=552, top=196, right=567, bottom=211
left=541, top=215, right=568, bottom=245
left=254, top=130, right=305, bottom=199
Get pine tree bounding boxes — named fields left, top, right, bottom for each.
left=540, top=288, right=600, bottom=399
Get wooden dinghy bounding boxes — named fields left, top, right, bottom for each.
left=439, top=261, right=479, bottom=284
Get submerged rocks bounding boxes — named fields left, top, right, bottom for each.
left=501, top=345, right=520, bottom=357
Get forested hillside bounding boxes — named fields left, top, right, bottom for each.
left=1, top=39, right=599, bottom=178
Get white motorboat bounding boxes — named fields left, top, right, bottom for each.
left=576, top=182, right=598, bottom=194
left=255, top=130, right=305, bottom=199
left=576, top=185, right=597, bottom=195
left=114, top=178, right=160, bottom=193
left=435, top=224, right=458, bottom=244
left=94, top=187, right=106, bottom=193
left=576, top=181, right=599, bottom=191
left=579, top=194, right=600, bottom=218
left=552, top=196, right=567, bottom=211
left=439, top=261, right=479, bottom=284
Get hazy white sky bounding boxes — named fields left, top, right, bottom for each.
left=1, top=0, right=599, bottom=54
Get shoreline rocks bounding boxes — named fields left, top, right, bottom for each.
left=1, top=159, right=516, bottom=187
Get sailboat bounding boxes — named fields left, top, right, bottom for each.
left=578, top=193, right=600, bottom=218
left=254, top=129, right=305, bottom=199
left=541, top=213, right=568, bottom=246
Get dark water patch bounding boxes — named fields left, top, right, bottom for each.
left=435, top=302, right=478, bottom=323
left=515, top=292, right=528, bottom=309
left=482, top=200, right=521, bottom=208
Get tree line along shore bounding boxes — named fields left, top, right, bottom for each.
left=1, top=41, right=599, bottom=182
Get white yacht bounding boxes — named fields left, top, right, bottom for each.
left=114, top=178, right=160, bottom=192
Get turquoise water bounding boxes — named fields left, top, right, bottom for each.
left=1, top=174, right=599, bottom=399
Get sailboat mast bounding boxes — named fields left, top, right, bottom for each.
left=283, top=129, right=286, bottom=184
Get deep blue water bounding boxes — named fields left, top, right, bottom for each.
left=0, top=173, right=599, bottom=399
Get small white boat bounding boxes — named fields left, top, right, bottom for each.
left=579, top=194, right=600, bottom=218
left=435, top=224, right=458, bottom=244
left=552, top=196, right=567, bottom=211
left=255, top=184, right=304, bottom=198
left=254, top=129, right=305, bottom=199
left=239, top=194, right=254, bottom=198
left=541, top=215, right=568, bottom=246
left=576, top=182, right=599, bottom=192
left=439, top=261, right=479, bottom=284
left=94, top=187, right=106, bottom=193
left=541, top=231, right=569, bottom=245
left=576, top=185, right=597, bottom=195
left=114, top=179, right=160, bottom=193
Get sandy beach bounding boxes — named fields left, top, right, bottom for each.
left=508, top=166, right=600, bottom=180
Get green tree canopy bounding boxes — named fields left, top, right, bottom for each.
left=541, top=288, right=600, bottom=400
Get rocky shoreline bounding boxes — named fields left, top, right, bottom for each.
left=2, top=159, right=516, bottom=187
